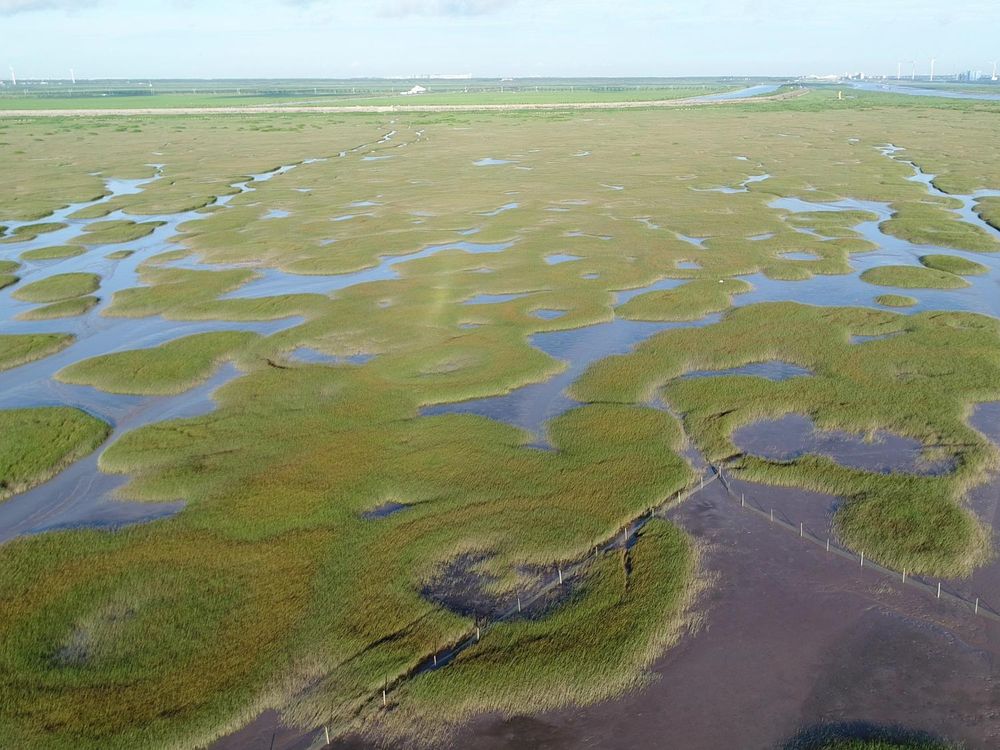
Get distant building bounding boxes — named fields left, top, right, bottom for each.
left=401, top=85, right=428, bottom=96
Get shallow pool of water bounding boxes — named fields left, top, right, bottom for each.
left=733, top=414, right=955, bottom=475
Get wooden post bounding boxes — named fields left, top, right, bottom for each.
left=902, top=569, right=906, bottom=583
left=826, top=537, right=830, bottom=552
left=770, top=508, right=774, bottom=522
left=382, top=689, right=387, bottom=707
left=433, top=653, right=437, bottom=666
left=860, top=550, right=864, bottom=568
left=476, top=626, right=481, bottom=641
left=741, top=492, right=744, bottom=507
left=558, top=567, right=563, bottom=585
left=937, top=582, right=942, bottom=599
left=517, top=595, right=522, bottom=613
left=800, top=522, right=803, bottom=538
left=325, top=726, right=330, bottom=744
left=975, top=597, right=980, bottom=615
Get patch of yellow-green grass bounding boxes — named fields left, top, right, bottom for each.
left=0, top=333, right=74, bottom=372
left=876, top=294, right=918, bottom=307
left=12, top=272, right=100, bottom=303
left=57, top=331, right=258, bottom=396
left=573, top=302, right=1000, bottom=577
left=0, top=261, right=19, bottom=274
left=860, top=265, right=969, bottom=289
left=0, top=221, right=66, bottom=243
left=882, top=201, right=1000, bottom=253
left=0, top=273, right=17, bottom=291
left=618, top=279, right=751, bottom=321
left=0, top=407, right=110, bottom=502
left=378, top=520, right=698, bottom=744
left=105, top=267, right=257, bottom=318
left=0, top=388, right=693, bottom=749
left=919, top=254, right=988, bottom=275
left=105, top=249, right=134, bottom=260
left=17, top=296, right=100, bottom=321
left=20, top=245, right=87, bottom=261
left=72, top=219, right=165, bottom=245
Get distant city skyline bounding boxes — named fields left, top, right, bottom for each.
left=2, top=0, right=999, bottom=80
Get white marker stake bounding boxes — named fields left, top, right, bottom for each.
left=975, top=597, right=980, bottom=615
left=937, top=582, right=942, bottom=599
left=860, top=551, right=864, bottom=568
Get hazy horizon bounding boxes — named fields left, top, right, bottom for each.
left=3, top=0, right=999, bottom=81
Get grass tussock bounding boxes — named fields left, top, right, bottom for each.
left=860, top=265, right=969, bottom=289
left=12, top=272, right=100, bottom=303
left=56, top=331, right=257, bottom=395
left=919, top=253, right=988, bottom=276
left=20, top=245, right=87, bottom=261
left=876, top=294, right=918, bottom=307
left=17, top=295, right=99, bottom=321
left=0, top=333, right=74, bottom=372
left=0, top=407, right=110, bottom=502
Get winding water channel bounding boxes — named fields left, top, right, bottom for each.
left=3, top=141, right=1000, bottom=550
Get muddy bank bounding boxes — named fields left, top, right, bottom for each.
left=442, top=480, right=1000, bottom=750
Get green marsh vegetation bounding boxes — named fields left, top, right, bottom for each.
left=17, top=295, right=100, bottom=321
left=0, top=221, right=66, bottom=243
left=573, top=302, right=1000, bottom=577
left=57, top=331, right=257, bottom=395
left=919, top=254, right=988, bottom=275
left=20, top=245, right=87, bottom=261
left=876, top=294, right=918, bottom=307
left=860, top=265, right=970, bottom=289
left=0, top=407, right=110, bottom=502
left=0, top=333, right=74, bottom=372
left=72, top=219, right=165, bottom=245
left=2, top=94, right=1000, bottom=746
left=12, top=272, right=100, bottom=303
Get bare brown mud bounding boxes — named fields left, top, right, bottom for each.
left=444, top=480, right=1000, bottom=750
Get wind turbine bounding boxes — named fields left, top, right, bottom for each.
left=70, top=68, right=75, bottom=84
left=9, top=66, right=15, bottom=86
left=897, top=61, right=902, bottom=80
left=910, top=60, right=916, bottom=80
left=930, top=57, right=936, bottom=82
left=992, top=61, right=998, bottom=81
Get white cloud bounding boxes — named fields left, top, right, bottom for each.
left=1, top=0, right=96, bottom=16
left=378, top=0, right=526, bottom=17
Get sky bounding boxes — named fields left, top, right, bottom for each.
left=2, top=0, right=999, bottom=80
